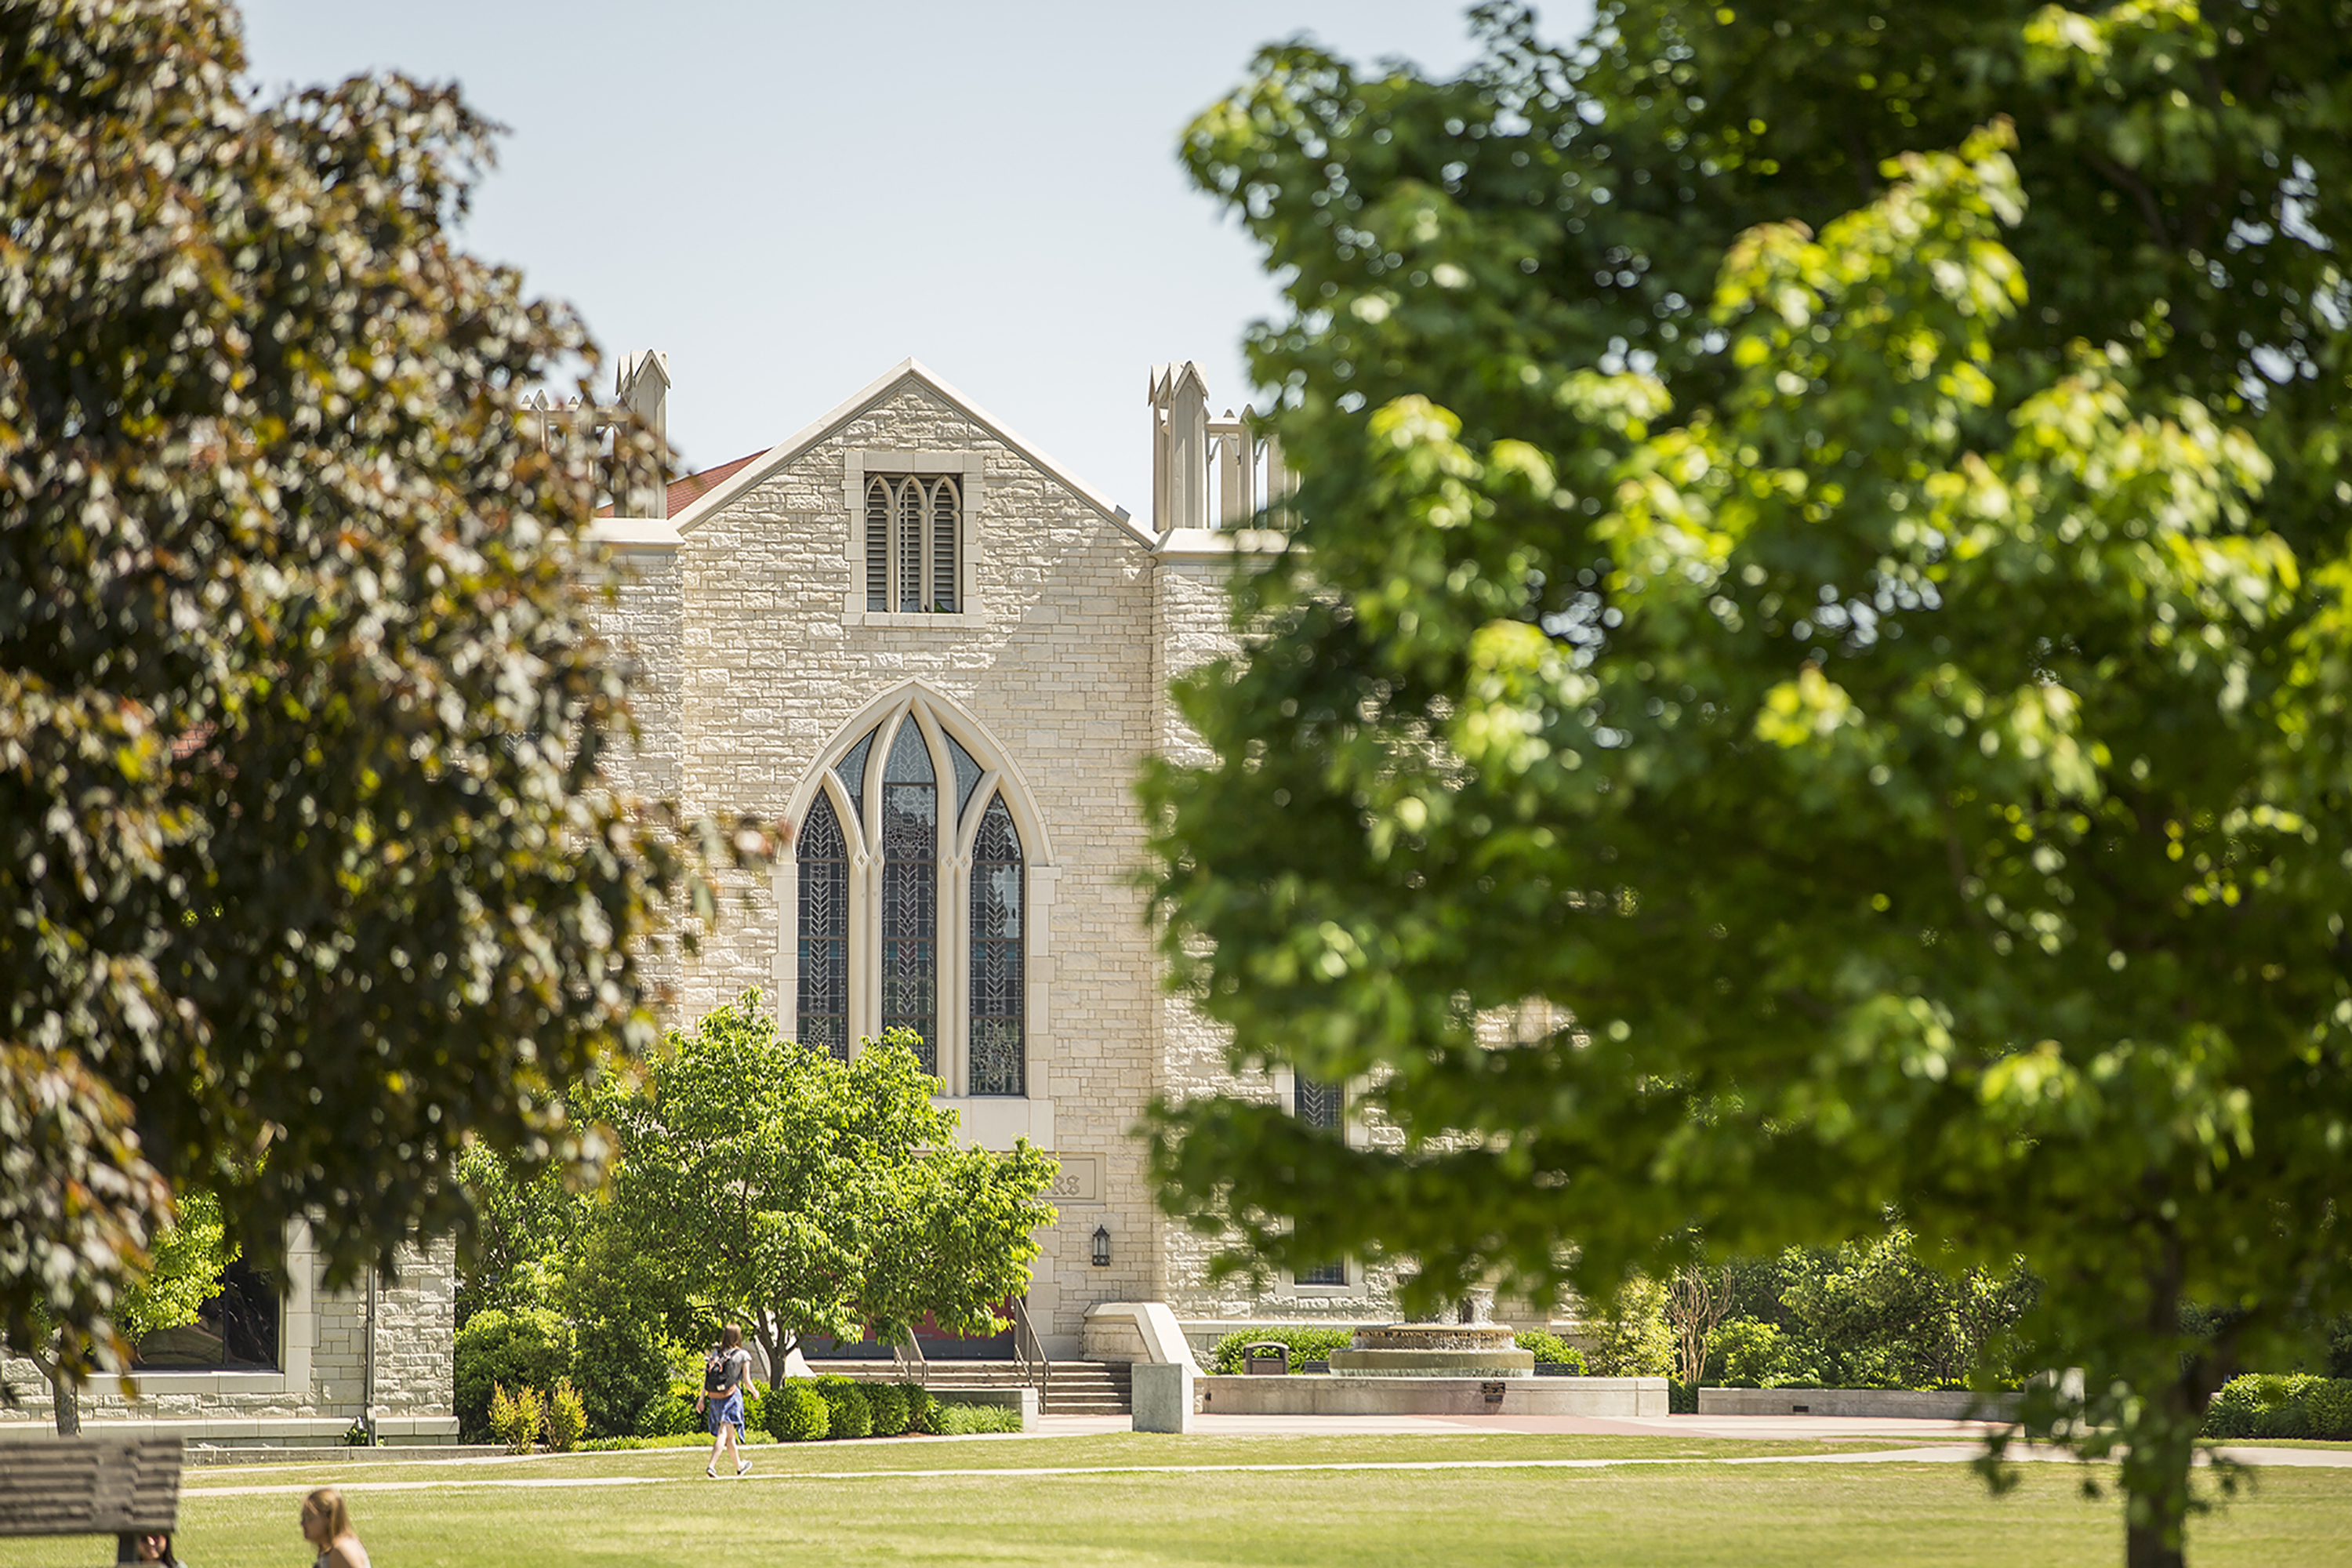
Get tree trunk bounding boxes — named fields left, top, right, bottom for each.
left=35, top=1332, right=80, bottom=1437
left=2117, top=1314, right=2206, bottom=1568
left=751, top=1310, right=782, bottom=1393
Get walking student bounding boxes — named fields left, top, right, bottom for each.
left=698, top=1323, right=754, bottom=1478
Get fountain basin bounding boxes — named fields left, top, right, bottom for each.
left=1326, top=1322, right=1534, bottom=1379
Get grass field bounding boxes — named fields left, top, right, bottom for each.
left=5, top=1433, right=2347, bottom=1566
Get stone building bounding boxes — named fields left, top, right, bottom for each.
left=592, top=354, right=1396, bottom=1358
left=0, top=354, right=1380, bottom=1446
left=0, top=1228, right=459, bottom=1446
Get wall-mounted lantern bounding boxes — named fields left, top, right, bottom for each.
left=1091, top=1225, right=1112, bottom=1268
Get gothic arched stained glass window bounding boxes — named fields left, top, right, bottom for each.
left=969, top=793, right=1024, bottom=1096
left=796, top=793, right=849, bottom=1062
left=793, top=692, right=1038, bottom=1097
left=879, top=716, right=938, bottom=1073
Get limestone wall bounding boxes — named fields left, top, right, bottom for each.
left=599, top=376, right=1172, bottom=1345
left=0, top=1234, right=456, bottom=1436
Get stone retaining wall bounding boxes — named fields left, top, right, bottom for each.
left=1697, top=1387, right=2023, bottom=1420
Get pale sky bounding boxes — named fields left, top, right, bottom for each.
left=235, top=1, right=1593, bottom=514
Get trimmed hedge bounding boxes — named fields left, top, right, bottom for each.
left=902, top=1382, right=938, bottom=1436
left=2203, top=1374, right=2352, bottom=1440
left=764, top=1382, right=830, bottom=1442
left=1210, top=1327, right=1355, bottom=1374
left=1514, top=1331, right=1585, bottom=1372
left=814, top=1377, right=873, bottom=1439
left=866, top=1382, right=911, bottom=1437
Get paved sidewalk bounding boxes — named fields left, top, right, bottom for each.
left=1033, top=1411, right=2013, bottom=1441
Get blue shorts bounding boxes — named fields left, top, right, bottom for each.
left=706, top=1392, right=744, bottom=1435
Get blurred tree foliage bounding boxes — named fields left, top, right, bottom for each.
left=583, top=993, right=1059, bottom=1391
left=1142, top=4, right=2350, bottom=1562
left=0, top=0, right=762, bottom=1379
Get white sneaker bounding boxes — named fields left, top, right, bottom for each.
left=736, top=1459, right=752, bottom=1476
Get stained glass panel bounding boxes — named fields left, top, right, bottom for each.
left=834, top=724, right=877, bottom=838
left=969, top=793, right=1024, bottom=1096
left=946, top=730, right=984, bottom=819
left=879, top=717, right=938, bottom=1073
left=1294, top=1076, right=1343, bottom=1130
left=797, top=793, right=850, bottom=1062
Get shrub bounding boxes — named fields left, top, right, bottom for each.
left=814, top=1377, right=873, bottom=1439
left=739, top=1385, right=766, bottom=1438
left=1715, top=1318, right=1802, bottom=1388
left=488, top=1382, right=543, bottom=1454
left=2203, top=1374, right=2352, bottom=1439
left=2305, top=1380, right=2352, bottom=1441
left=1514, top=1331, right=1585, bottom=1372
left=931, top=1399, right=1024, bottom=1435
left=546, top=1379, right=587, bottom=1452
left=899, top=1382, right=938, bottom=1436
left=636, top=1381, right=703, bottom=1438
left=1210, top=1327, right=1355, bottom=1374
left=1586, top=1277, right=1676, bottom=1378
left=455, top=1308, right=575, bottom=1443
left=866, top=1382, right=911, bottom=1437
left=764, top=1381, right=831, bottom=1442
left=570, top=1317, right=678, bottom=1441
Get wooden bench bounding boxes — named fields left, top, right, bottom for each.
left=0, top=1435, right=182, bottom=1554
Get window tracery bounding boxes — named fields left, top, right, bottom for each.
left=787, top=692, right=1036, bottom=1098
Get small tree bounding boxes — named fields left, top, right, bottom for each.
left=586, top=993, right=1058, bottom=1387
left=1666, top=1262, right=1733, bottom=1395
left=13, top=1189, right=233, bottom=1435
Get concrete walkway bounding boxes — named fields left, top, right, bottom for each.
left=167, top=1417, right=2352, bottom=1503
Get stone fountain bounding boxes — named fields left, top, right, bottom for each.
left=1326, top=1289, right=1534, bottom=1379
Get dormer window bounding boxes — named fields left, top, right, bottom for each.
left=866, top=474, right=960, bottom=613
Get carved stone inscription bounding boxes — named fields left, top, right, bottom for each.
left=1044, top=1152, right=1103, bottom=1204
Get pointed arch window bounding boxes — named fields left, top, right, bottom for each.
left=865, top=474, right=960, bottom=613
left=796, top=793, right=850, bottom=1062
left=788, top=693, right=1041, bottom=1098
left=969, top=795, right=1025, bottom=1096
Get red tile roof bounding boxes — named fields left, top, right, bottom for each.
left=596, top=450, right=765, bottom=519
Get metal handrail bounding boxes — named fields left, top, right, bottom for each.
left=892, top=1330, right=929, bottom=1388
left=1007, top=1295, right=1050, bottom=1414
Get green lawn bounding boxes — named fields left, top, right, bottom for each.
left=5, top=1435, right=2346, bottom=1566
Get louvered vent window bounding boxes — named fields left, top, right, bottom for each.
left=864, top=474, right=961, bottom=613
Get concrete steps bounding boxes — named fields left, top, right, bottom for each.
left=809, top=1359, right=1133, bottom=1416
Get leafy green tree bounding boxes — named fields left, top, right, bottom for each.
left=586, top=993, right=1058, bottom=1388
left=15, top=1189, right=233, bottom=1435
left=455, top=1144, right=593, bottom=1328
left=1142, top=5, right=2351, bottom=1563
left=0, top=0, right=760, bottom=1372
